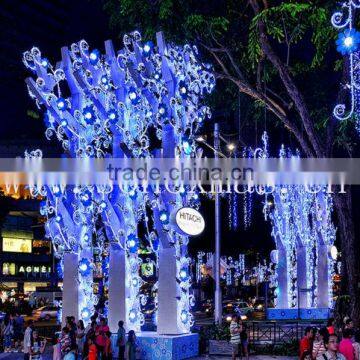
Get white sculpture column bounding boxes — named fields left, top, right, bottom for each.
left=108, top=245, right=127, bottom=333
left=157, top=247, right=181, bottom=334
left=62, top=252, right=79, bottom=325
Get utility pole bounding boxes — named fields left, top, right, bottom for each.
left=214, top=123, right=222, bottom=324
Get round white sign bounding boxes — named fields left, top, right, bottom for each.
left=175, top=207, right=205, bottom=236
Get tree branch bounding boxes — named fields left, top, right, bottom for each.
left=250, top=0, right=323, bottom=157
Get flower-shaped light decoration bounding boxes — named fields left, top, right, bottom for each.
left=336, top=29, right=360, bottom=55
left=79, top=258, right=92, bottom=277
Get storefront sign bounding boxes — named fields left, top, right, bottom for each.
left=175, top=207, right=205, bottom=236
left=2, top=238, right=32, bottom=253
left=2, top=263, right=51, bottom=276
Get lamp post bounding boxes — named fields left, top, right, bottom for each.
left=214, top=123, right=222, bottom=324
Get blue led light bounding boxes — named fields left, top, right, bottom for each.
left=107, top=110, right=118, bottom=125
left=336, top=29, right=360, bottom=55
left=182, top=138, right=192, bottom=155
left=79, top=258, right=91, bottom=276
left=143, top=41, right=154, bottom=56
left=159, top=210, right=169, bottom=224
left=89, top=49, right=100, bottom=65
left=83, top=105, right=95, bottom=125
left=127, top=234, right=138, bottom=253
left=56, top=98, right=67, bottom=111
left=80, top=190, right=92, bottom=207
left=81, top=307, right=91, bottom=320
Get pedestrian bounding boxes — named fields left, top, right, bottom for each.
left=230, top=314, right=241, bottom=360
left=13, top=311, right=24, bottom=352
left=24, top=320, right=34, bottom=360
left=327, top=318, right=336, bottom=336
left=300, top=326, right=314, bottom=360
left=116, top=321, right=126, bottom=360
left=339, top=329, right=355, bottom=360
left=312, top=328, right=328, bottom=360
left=30, top=330, right=46, bottom=360
left=352, top=330, right=360, bottom=360
left=84, top=321, right=97, bottom=357
left=125, top=330, right=138, bottom=360
left=60, top=327, right=72, bottom=359
left=345, top=319, right=354, bottom=331
left=52, top=336, right=61, bottom=360
left=239, top=319, right=249, bottom=360
left=317, top=334, right=345, bottom=360
left=88, top=337, right=98, bottom=360
left=2, top=315, right=13, bottom=352
left=104, top=331, right=112, bottom=360
left=76, top=319, right=85, bottom=357
left=95, top=317, right=109, bottom=358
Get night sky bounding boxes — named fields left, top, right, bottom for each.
left=0, top=0, right=275, bottom=256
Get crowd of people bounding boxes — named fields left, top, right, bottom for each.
left=0, top=312, right=138, bottom=360
left=52, top=314, right=138, bottom=360
left=299, top=317, right=360, bottom=360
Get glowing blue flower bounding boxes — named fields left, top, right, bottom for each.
left=128, top=188, right=137, bottom=200
left=83, top=106, right=95, bottom=125
left=52, top=185, right=62, bottom=197
left=81, top=307, right=91, bottom=320
left=60, top=119, right=68, bottom=127
left=179, top=267, right=189, bottom=281
left=56, top=97, right=67, bottom=111
left=336, top=29, right=360, bottom=55
left=127, top=234, right=138, bottom=253
left=79, top=258, right=91, bottom=276
left=143, top=41, right=154, bottom=56
left=89, top=49, right=100, bottom=65
left=55, top=214, right=62, bottom=223
left=158, top=103, right=167, bottom=117
left=159, top=210, right=169, bottom=224
left=182, top=138, right=192, bottom=155
left=178, top=80, right=188, bottom=99
left=80, top=190, right=92, bottom=207
left=180, top=310, right=189, bottom=324
left=107, top=110, right=118, bottom=125
left=128, top=87, right=140, bottom=105
left=99, top=200, right=108, bottom=211
left=101, top=75, right=108, bottom=85
left=129, top=309, right=138, bottom=323
left=41, top=58, right=49, bottom=68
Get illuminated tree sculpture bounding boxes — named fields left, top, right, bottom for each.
left=267, top=148, right=336, bottom=319
left=23, top=31, right=214, bottom=334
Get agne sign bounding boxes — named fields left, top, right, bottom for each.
left=174, top=207, right=205, bottom=236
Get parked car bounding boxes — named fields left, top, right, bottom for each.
left=223, top=304, right=248, bottom=323
left=33, top=305, right=59, bottom=321
left=235, top=301, right=253, bottom=315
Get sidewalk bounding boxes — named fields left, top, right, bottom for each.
left=0, top=351, right=296, bottom=360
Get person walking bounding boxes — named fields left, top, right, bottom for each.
left=239, top=320, right=249, bottom=360
left=116, top=321, right=126, bottom=360
left=317, top=334, right=345, bottom=360
left=76, top=320, right=85, bottom=357
left=339, top=329, right=355, bottom=360
left=230, top=314, right=241, bottom=360
left=2, top=315, right=13, bottom=353
left=95, top=318, right=109, bottom=359
left=13, top=312, right=24, bottom=352
left=23, top=320, right=34, bottom=360
left=300, top=327, right=314, bottom=360
left=30, top=330, right=46, bottom=360
left=125, top=330, right=138, bottom=360
left=312, top=328, right=328, bottom=360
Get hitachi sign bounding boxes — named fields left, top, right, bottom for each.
left=175, top=207, right=205, bottom=236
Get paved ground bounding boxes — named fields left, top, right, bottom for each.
left=0, top=350, right=296, bottom=360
